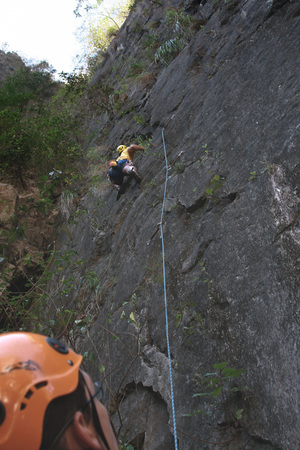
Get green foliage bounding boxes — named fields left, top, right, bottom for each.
left=0, top=247, right=103, bottom=341
left=127, top=0, right=142, bottom=13
left=143, top=178, right=156, bottom=195
left=127, top=60, right=147, bottom=78
left=142, top=30, right=160, bottom=57
left=164, top=7, right=195, bottom=34
left=175, top=301, right=204, bottom=341
left=82, top=270, right=101, bottom=294
left=183, top=362, right=246, bottom=418
left=135, top=134, right=153, bottom=151
left=76, top=0, right=132, bottom=73
left=36, top=173, right=62, bottom=214
left=198, top=362, right=246, bottom=399
left=0, top=67, right=83, bottom=182
left=120, top=293, right=140, bottom=329
left=0, top=67, right=54, bottom=109
left=0, top=221, right=27, bottom=250
left=88, top=18, right=115, bottom=58
left=0, top=251, right=51, bottom=333
left=120, top=443, right=134, bottom=450
left=155, top=8, right=197, bottom=65
left=155, top=38, right=185, bottom=65
left=204, top=175, right=225, bottom=200
left=60, top=72, right=89, bottom=96
left=249, top=171, right=257, bottom=180
left=133, top=114, right=146, bottom=125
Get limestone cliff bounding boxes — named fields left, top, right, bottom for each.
left=47, top=0, right=299, bottom=448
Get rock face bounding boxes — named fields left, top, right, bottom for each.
left=0, top=50, right=25, bottom=82
left=49, top=1, right=300, bottom=448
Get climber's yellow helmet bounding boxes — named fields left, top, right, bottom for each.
left=117, top=145, right=127, bottom=155
left=0, top=332, right=82, bottom=450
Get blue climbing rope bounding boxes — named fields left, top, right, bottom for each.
left=160, top=128, right=178, bottom=450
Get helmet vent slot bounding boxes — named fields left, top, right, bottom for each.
left=25, top=389, right=33, bottom=399
left=35, top=381, right=48, bottom=390
left=0, top=402, right=5, bottom=425
left=20, top=402, right=27, bottom=411
left=46, top=337, right=69, bottom=354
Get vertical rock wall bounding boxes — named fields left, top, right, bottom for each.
left=50, top=1, right=300, bottom=448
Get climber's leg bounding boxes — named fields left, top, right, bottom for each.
left=123, top=164, right=142, bottom=183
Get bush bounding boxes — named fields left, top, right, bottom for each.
left=0, top=67, right=82, bottom=183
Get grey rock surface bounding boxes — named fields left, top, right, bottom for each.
left=50, top=1, right=300, bottom=448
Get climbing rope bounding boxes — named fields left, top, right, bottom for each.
left=160, top=128, right=178, bottom=450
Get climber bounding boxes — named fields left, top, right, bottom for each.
left=108, top=143, right=144, bottom=199
left=0, top=331, right=118, bottom=450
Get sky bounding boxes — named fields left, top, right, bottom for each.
left=0, top=0, right=118, bottom=76
left=0, top=0, right=84, bottom=75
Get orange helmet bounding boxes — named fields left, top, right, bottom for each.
left=117, top=145, right=127, bottom=155
left=0, top=332, right=82, bottom=450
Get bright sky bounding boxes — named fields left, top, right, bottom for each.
left=0, top=0, right=84, bottom=75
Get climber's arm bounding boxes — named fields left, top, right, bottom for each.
left=129, top=144, right=144, bottom=153
left=127, top=144, right=144, bottom=159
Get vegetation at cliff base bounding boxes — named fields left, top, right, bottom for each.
left=0, top=65, right=83, bottom=184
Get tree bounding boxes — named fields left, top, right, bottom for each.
left=0, top=66, right=82, bottom=184
left=74, top=0, right=132, bottom=73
